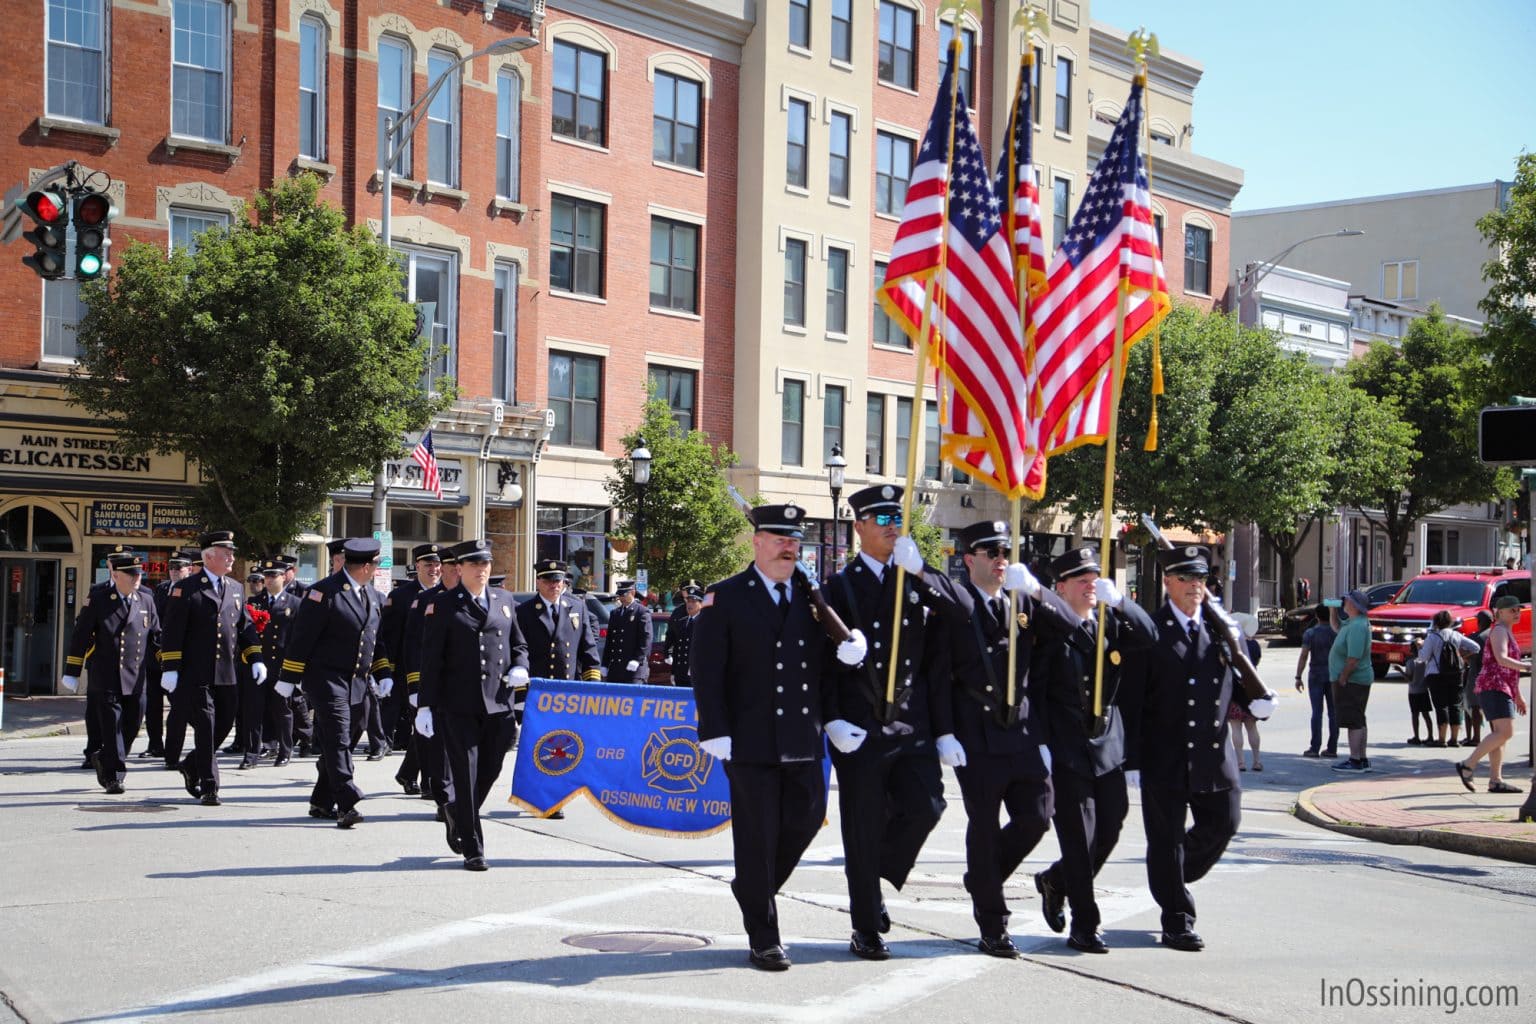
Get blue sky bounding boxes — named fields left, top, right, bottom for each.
left=1089, top=0, right=1536, bottom=210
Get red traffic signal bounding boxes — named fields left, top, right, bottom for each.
left=26, top=188, right=68, bottom=225
left=22, top=188, right=70, bottom=279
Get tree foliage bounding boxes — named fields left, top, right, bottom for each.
left=1477, top=152, right=1536, bottom=403
left=67, top=174, right=446, bottom=551
left=607, top=398, right=751, bottom=596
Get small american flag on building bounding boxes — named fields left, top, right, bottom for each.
left=411, top=429, right=444, bottom=500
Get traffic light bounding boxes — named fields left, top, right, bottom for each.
left=21, top=187, right=70, bottom=279
left=72, top=189, right=114, bottom=280
left=1478, top=406, right=1536, bottom=465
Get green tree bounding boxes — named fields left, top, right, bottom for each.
left=1344, top=306, right=1516, bottom=574
left=607, top=398, right=751, bottom=596
left=67, top=174, right=445, bottom=552
left=1477, top=152, right=1536, bottom=403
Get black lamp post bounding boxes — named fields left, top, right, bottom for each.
left=631, top=436, right=652, bottom=578
left=826, top=442, right=846, bottom=579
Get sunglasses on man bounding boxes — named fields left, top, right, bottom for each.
left=861, top=513, right=903, bottom=527
left=971, top=544, right=1008, bottom=559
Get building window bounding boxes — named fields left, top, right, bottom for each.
left=377, top=36, right=412, bottom=175
left=895, top=397, right=913, bottom=474
left=425, top=49, right=459, bottom=187
left=1383, top=260, right=1418, bottom=301
left=296, top=15, right=326, bottom=159
left=789, top=0, right=811, bottom=49
left=782, top=379, right=805, bottom=466
left=865, top=393, right=885, bottom=474
left=787, top=97, right=809, bottom=188
left=1153, top=212, right=1165, bottom=253
left=549, top=352, right=602, bottom=449
left=553, top=40, right=607, bottom=146
left=398, top=246, right=457, bottom=392
left=1184, top=224, right=1211, bottom=295
left=924, top=400, right=940, bottom=480
left=828, top=110, right=851, bottom=199
left=492, top=262, right=518, bottom=402
left=1031, top=46, right=1044, bottom=127
left=653, top=71, right=702, bottom=170
left=550, top=195, right=605, bottom=297
left=648, top=366, right=697, bottom=433
left=878, top=1, right=916, bottom=89
left=826, top=246, right=849, bottom=335
left=47, top=0, right=106, bottom=124
left=169, top=207, right=229, bottom=254
left=171, top=0, right=227, bottom=142
left=824, top=384, right=845, bottom=459
left=1054, top=56, right=1072, bottom=133
left=876, top=131, right=913, bottom=215
left=650, top=217, right=699, bottom=314
left=537, top=505, right=609, bottom=592
left=1052, top=177, right=1071, bottom=248
left=784, top=238, right=807, bottom=326
left=939, top=23, right=975, bottom=102
left=1151, top=131, right=1175, bottom=146
left=831, top=0, right=852, bottom=62
left=496, top=68, right=522, bottom=200
left=873, top=260, right=907, bottom=347
left=43, top=279, right=86, bottom=361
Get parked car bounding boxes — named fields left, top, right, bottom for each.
left=647, top=611, right=673, bottom=685
left=1368, top=567, right=1531, bottom=678
left=1280, top=580, right=1403, bottom=643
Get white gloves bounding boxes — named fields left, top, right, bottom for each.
left=936, top=733, right=967, bottom=767
left=625, top=660, right=640, bottom=673
left=374, top=675, right=392, bottom=698
left=274, top=680, right=296, bottom=699
left=408, top=692, right=418, bottom=708
left=251, top=662, right=268, bottom=685
left=892, top=536, right=925, bottom=575
left=1247, top=695, right=1276, bottom=720
left=61, top=675, right=80, bottom=693
left=415, top=707, right=435, bottom=738
left=1124, top=769, right=1141, bottom=789
left=1004, top=562, right=1042, bottom=598
left=825, top=719, right=868, bottom=754
left=1039, top=744, right=1053, bottom=774
left=699, top=736, right=732, bottom=761
left=508, top=666, right=529, bottom=687
left=1093, top=578, right=1124, bottom=608
left=665, top=656, right=673, bottom=665
left=836, top=628, right=869, bottom=666
left=160, top=671, right=179, bottom=694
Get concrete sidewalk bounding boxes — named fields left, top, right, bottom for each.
left=0, top=694, right=87, bottom=740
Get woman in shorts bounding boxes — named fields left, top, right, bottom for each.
left=1454, top=596, right=1529, bottom=795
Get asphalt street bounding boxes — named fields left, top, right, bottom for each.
left=1, top=645, right=1532, bottom=1024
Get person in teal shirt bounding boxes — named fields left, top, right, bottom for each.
left=1328, top=590, right=1375, bottom=771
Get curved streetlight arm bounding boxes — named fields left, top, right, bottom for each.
left=384, top=37, right=536, bottom=174
left=1236, top=228, right=1364, bottom=303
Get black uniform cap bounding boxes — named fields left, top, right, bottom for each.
left=410, top=542, right=443, bottom=564
left=1051, top=546, right=1102, bottom=580
left=342, top=538, right=381, bottom=564
left=534, top=559, right=568, bottom=580
left=107, top=550, right=144, bottom=572
left=452, top=539, right=493, bottom=564
left=750, top=503, right=806, bottom=538
left=325, top=538, right=347, bottom=556
left=199, top=530, right=236, bottom=550
left=1156, top=545, right=1211, bottom=575
left=681, top=579, right=705, bottom=599
left=847, top=484, right=903, bottom=518
left=614, top=579, right=636, bottom=594
left=957, top=520, right=1010, bottom=552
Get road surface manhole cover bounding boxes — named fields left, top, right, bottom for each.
left=562, top=931, right=710, bottom=953
left=76, top=802, right=178, bottom=813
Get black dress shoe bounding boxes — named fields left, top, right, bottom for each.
left=179, top=764, right=202, bottom=798
left=1035, top=872, right=1066, bottom=934
left=748, top=945, right=791, bottom=971
left=200, top=792, right=222, bottom=806
left=308, top=804, right=338, bottom=820
left=879, top=902, right=891, bottom=934
left=444, top=814, right=463, bottom=854
left=1067, top=931, right=1109, bottom=954
left=236, top=758, right=259, bottom=771
left=463, top=856, right=488, bottom=872
left=849, top=930, right=891, bottom=961
left=336, top=808, right=364, bottom=829
left=1161, top=930, right=1204, bottom=952
left=978, top=933, right=1021, bottom=959
left=224, top=745, right=245, bottom=755
left=105, top=781, right=125, bottom=795
left=398, top=779, right=421, bottom=795
left=80, top=757, right=96, bottom=771
left=435, top=805, right=448, bottom=823
left=272, top=755, right=291, bottom=768
left=139, top=747, right=164, bottom=759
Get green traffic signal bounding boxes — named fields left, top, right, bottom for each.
left=73, top=190, right=114, bottom=280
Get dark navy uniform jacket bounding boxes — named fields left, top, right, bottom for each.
left=516, top=592, right=601, bottom=681
left=603, top=599, right=653, bottom=682
left=1125, top=600, right=1253, bottom=794
left=692, top=565, right=834, bottom=764
left=250, top=589, right=301, bottom=672
left=1033, top=599, right=1156, bottom=779
left=66, top=582, right=160, bottom=695
left=378, top=578, right=424, bottom=678
left=418, top=584, right=530, bottom=715
left=666, top=612, right=697, bottom=686
left=278, top=570, right=386, bottom=704
left=159, top=571, right=262, bottom=687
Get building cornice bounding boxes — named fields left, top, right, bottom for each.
left=1088, top=121, right=1243, bottom=211
left=550, top=0, right=753, bottom=61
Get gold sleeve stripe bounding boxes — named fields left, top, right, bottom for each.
left=581, top=669, right=602, bottom=681
left=66, top=655, right=85, bottom=668
left=406, top=672, right=421, bottom=684
left=282, top=659, right=306, bottom=673
left=160, top=652, right=182, bottom=664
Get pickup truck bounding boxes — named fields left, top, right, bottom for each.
left=1367, top=566, right=1532, bottom=678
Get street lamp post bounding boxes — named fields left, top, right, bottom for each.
left=825, top=442, right=846, bottom=580
left=631, top=436, right=652, bottom=580
left=1232, top=228, right=1365, bottom=311
left=372, top=33, right=538, bottom=535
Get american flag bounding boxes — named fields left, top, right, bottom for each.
left=411, top=429, right=444, bottom=500
left=1032, top=77, right=1169, bottom=456
left=878, top=64, right=1032, bottom=498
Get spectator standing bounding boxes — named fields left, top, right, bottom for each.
left=1454, top=596, right=1530, bottom=795
left=1414, top=610, right=1480, bottom=748
left=1328, top=590, right=1376, bottom=773
left=1294, top=605, right=1338, bottom=758
left=1462, top=610, right=1494, bottom=747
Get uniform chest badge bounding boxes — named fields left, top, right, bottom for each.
left=909, top=590, right=920, bottom=605
left=502, top=605, right=512, bottom=618
left=1109, top=650, right=1121, bottom=665
left=569, top=612, right=580, bottom=628
left=1016, top=613, right=1029, bottom=629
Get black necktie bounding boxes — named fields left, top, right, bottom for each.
left=1187, top=619, right=1200, bottom=659
left=775, top=582, right=790, bottom=626
left=991, top=596, right=1007, bottom=627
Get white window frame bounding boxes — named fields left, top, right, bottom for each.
left=825, top=244, right=850, bottom=337
left=1383, top=259, right=1419, bottom=301
left=42, top=278, right=87, bottom=364
left=377, top=35, right=412, bottom=177
left=396, top=244, right=458, bottom=394
left=46, top=0, right=109, bottom=125
left=496, top=67, right=522, bottom=200
left=425, top=48, right=460, bottom=188
left=168, top=206, right=231, bottom=255
left=298, top=14, right=326, bottom=160
left=492, top=260, right=519, bottom=403
left=170, top=0, right=229, bottom=143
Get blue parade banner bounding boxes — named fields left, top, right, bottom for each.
left=510, top=678, right=734, bottom=837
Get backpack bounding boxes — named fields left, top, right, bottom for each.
left=1436, top=629, right=1463, bottom=678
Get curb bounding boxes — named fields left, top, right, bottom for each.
left=1294, top=783, right=1536, bottom=866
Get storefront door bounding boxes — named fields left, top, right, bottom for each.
left=1, top=559, right=61, bottom=697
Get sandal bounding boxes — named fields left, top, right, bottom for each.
left=1454, top=761, right=1475, bottom=793
left=1252, top=762, right=1264, bottom=772
left=1488, top=781, right=1523, bottom=794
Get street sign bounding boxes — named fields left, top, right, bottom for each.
left=374, top=529, right=393, bottom=570
left=636, top=568, right=648, bottom=595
